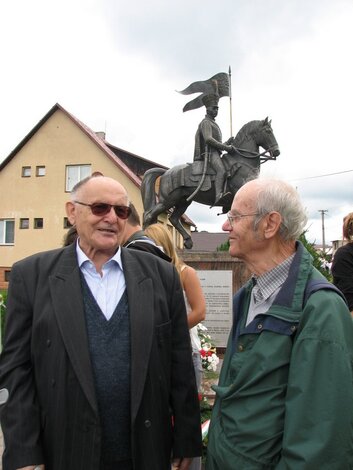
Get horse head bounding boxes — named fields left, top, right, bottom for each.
left=254, top=117, right=280, bottom=158
left=232, top=117, right=280, bottom=159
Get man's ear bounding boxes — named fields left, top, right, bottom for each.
left=263, top=211, right=282, bottom=239
left=66, top=201, right=76, bottom=226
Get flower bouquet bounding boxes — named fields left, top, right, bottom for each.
left=197, top=323, right=219, bottom=372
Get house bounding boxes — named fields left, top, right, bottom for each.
left=331, top=239, right=347, bottom=255
left=187, top=231, right=229, bottom=252
left=0, top=103, right=194, bottom=288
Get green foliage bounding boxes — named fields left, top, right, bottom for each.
left=200, top=368, right=220, bottom=463
left=217, top=240, right=230, bottom=251
left=200, top=395, right=212, bottom=463
left=299, top=232, right=332, bottom=281
left=200, top=395, right=213, bottom=424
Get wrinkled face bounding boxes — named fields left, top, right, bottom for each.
left=66, top=177, right=128, bottom=258
left=222, top=182, right=265, bottom=261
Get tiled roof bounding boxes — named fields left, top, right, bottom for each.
left=1, top=103, right=141, bottom=186
left=0, top=103, right=195, bottom=227
left=189, top=232, right=229, bottom=252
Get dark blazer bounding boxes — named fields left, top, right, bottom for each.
left=0, top=244, right=202, bottom=470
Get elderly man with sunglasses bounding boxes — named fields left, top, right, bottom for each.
left=0, top=175, right=202, bottom=470
left=206, top=177, right=353, bottom=470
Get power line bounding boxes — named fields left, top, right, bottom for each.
left=290, top=168, right=353, bottom=182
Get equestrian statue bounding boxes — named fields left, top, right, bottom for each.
left=142, top=73, right=280, bottom=249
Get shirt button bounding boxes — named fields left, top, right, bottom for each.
left=257, top=323, right=263, bottom=330
left=290, top=325, right=297, bottom=332
left=144, top=420, right=152, bottom=428
left=238, top=344, right=244, bottom=352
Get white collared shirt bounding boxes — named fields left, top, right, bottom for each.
left=76, top=240, right=126, bottom=320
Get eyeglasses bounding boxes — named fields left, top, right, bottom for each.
left=74, top=201, right=132, bottom=219
left=227, top=211, right=260, bottom=226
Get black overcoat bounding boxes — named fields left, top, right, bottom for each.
left=0, top=244, right=202, bottom=469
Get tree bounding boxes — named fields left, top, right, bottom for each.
left=217, top=240, right=229, bottom=251
left=299, top=232, right=332, bottom=281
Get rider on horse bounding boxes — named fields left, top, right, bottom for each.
left=194, top=93, right=233, bottom=206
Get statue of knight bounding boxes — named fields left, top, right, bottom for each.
left=178, top=73, right=234, bottom=207
left=194, top=90, right=234, bottom=206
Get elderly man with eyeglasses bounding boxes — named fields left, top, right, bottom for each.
left=0, top=175, right=202, bottom=470
left=206, top=176, right=353, bottom=470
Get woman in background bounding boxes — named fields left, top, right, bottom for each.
left=145, top=224, right=206, bottom=390
left=332, top=212, right=353, bottom=315
left=145, top=225, right=206, bottom=470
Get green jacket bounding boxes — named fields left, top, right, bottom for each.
left=206, top=242, right=353, bottom=469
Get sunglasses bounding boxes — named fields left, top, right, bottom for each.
left=74, top=201, right=132, bottom=219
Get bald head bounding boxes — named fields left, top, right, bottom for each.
left=71, top=175, right=128, bottom=204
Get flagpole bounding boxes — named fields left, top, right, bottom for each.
left=229, top=65, right=233, bottom=137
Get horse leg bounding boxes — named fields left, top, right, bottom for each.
left=143, top=202, right=169, bottom=228
left=169, top=200, right=193, bottom=249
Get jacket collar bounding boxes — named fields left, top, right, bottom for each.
left=242, top=241, right=314, bottom=321
left=273, top=241, right=313, bottom=311
left=120, top=248, right=155, bottom=422
left=49, top=244, right=99, bottom=415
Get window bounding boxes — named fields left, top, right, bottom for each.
left=20, top=218, right=29, bottom=229
left=34, top=218, right=43, bottom=229
left=65, top=165, right=91, bottom=192
left=36, top=166, right=46, bottom=176
left=0, top=219, right=15, bottom=244
left=22, top=166, right=31, bottom=177
left=63, top=217, right=73, bottom=228
left=4, top=270, right=11, bottom=282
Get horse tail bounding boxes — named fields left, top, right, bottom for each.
left=141, top=167, right=166, bottom=213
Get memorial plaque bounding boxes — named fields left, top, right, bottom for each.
left=197, top=270, right=233, bottom=347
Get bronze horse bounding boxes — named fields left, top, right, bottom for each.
left=141, top=117, right=280, bottom=248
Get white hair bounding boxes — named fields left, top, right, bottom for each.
left=252, top=177, right=308, bottom=241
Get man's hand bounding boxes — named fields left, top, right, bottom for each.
left=17, top=465, right=45, bottom=470
left=171, top=457, right=193, bottom=470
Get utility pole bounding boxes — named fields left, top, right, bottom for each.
left=318, top=210, right=328, bottom=254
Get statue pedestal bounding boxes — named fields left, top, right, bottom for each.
left=180, top=251, right=251, bottom=348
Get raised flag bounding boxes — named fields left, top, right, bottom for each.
left=177, top=72, right=230, bottom=112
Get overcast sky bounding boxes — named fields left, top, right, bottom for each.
left=1, top=0, right=352, bottom=247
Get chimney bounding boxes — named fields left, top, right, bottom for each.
left=95, top=131, right=106, bottom=140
